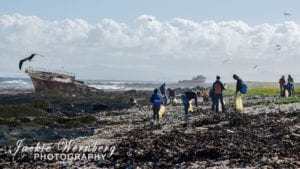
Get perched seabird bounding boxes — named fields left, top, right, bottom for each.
left=19, top=53, right=43, bottom=70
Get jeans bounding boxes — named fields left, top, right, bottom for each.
left=152, top=106, right=160, bottom=122
left=181, top=94, right=190, bottom=123
left=213, top=94, right=225, bottom=112
left=168, top=96, right=174, bottom=103
left=280, top=85, right=284, bottom=97
left=181, top=95, right=189, bottom=114
left=291, top=84, right=295, bottom=96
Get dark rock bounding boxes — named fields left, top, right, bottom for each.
left=19, top=117, right=32, bottom=123
left=92, top=102, right=109, bottom=111
left=34, top=128, right=60, bottom=140
left=60, top=128, right=94, bottom=138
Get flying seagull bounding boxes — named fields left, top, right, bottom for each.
left=284, top=11, right=292, bottom=16
left=148, top=18, right=153, bottom=22
left=253, top=65, right=258, bottom=69
left=275, top=44, right=281, bottom=50
left=19, top=53, right=43, bottom=70
left=251, top=43, right=259, bottom=48
left=222, top=59, right=230, bottom=64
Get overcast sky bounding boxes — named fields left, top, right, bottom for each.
left=0, top=0, right=300, bottom=82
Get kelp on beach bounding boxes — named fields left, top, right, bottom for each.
left=0, top=90, right=150, bottom=145
left=0, top=88, right=299, bottom=168
left=111, top=110, right=300, bottom=168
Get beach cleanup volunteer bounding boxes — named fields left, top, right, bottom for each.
left=150, top=88, right=163, bottom=122
left=212, top=76, right=226, bottom=112
left=287, top=75, right=295, bottom=96
left=181, top=91, right=200, bottom=121
left=233, top=74, right=245, bottom=112
left=279, top=75, right=286, bottom=97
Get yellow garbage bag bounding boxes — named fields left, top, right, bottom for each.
left=218, top=99, right=222, bottom=112
left=285, top=89, right=289, bottom=98
left=188, top=101, right=193, bottom=113
left=159, top=106, right=165, bottom=119
left=173, top=98, right=178, bottom=104
left=235, top=93, right=243, bottom=112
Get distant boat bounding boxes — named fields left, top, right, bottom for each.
left=25, top=67, right=99, bottom=93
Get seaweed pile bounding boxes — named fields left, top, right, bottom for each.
left=0, top=91, right=299, bottom=168
left=0, top=90, right=151, bottom=114
left=107, top=110, right=300, bottom=168
left=0, top=90, right=150, bottom=146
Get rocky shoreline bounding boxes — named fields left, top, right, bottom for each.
left=0, top=90, right=299, bottom=168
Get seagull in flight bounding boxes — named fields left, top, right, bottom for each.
left=251, top=43, right=259, bottom=48
left=253, top=65, right=258, bottom=69
left=222, top=59, right=230, bottom=64
left=275, top=44, right=281, bottom=50
left=284, top=11, right=292, bottom=16
left=19, top=53, right=43, bottom=70
left=148, top=18, right=153, bottom=22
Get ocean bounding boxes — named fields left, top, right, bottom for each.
left=0, top=77, right=33, bottom=88
left=0, top=77, right=161, bottom=93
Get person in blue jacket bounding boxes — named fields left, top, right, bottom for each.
left=181, top=90, right=200, bottom=121
left=159, top=83, right=167, bottom=104
left=159, top=83, right=166, bottom=96
left=150, top=88, right=163, bottom=122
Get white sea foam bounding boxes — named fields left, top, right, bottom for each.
left=0, top=78, right=156, bottom=91
left=0, top=80, right=29, bottom=85
left=88, top=84, right=125, bottom=90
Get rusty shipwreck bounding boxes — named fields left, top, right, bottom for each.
left=25, top=67, right=99, bottom=93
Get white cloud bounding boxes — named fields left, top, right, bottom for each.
left=0, top=14, right=300, bottom=82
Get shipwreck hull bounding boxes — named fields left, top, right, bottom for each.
left=26, top=68, right=99, bottom=93
left=30, top=76, right=89, bottom=93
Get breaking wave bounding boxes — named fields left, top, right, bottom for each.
left=0, top=79, right=30, bottom=85
left=88, top=84, right=126, bottom=90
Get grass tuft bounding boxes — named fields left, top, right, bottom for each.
left=224, top=87, right=300, bottom=97
left=275, top=96, right=300, bottom=104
